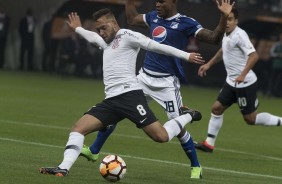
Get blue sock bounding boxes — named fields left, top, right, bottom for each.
left=89, top=124, right=116, bottom=154
left=179, top=131, right=200, bottom=167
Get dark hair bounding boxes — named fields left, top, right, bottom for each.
left=231, top=7, right=238, bottom=19
left=92, top=8, right=115, bottom=21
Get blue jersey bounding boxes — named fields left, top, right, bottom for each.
left=144, top=11, right=202, bottom=83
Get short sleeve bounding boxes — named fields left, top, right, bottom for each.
left=183, top=17, right=203, bottom=37
left=144, top=11, right=153, bottom=27
left=237, top=31, right=256, bottom=56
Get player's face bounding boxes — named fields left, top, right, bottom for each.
left=226, top=12, right=238, bottom=34
left=155, top=0, right=175, bottom=18
left=94, top=16, right=117, bottom=44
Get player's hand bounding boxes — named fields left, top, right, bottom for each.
left=234, top=75, right=245, bottom=84
left=216, top=0, right=235, bottom=17
left=198, top=63, right=210, bottom=77
left=66, top=12, right=82, bottom=31
left=188, top=53, right=205, bottom=65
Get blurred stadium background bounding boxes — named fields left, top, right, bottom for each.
left=1, top=0, right=282, bottom=92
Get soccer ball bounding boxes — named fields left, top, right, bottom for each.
left=99, top=155, right=127, bottom=182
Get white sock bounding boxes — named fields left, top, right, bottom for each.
left=255, top=112, right=282, bottom=126
left=206, top=113, right=223, bottom=146
left=163, top=114, right=192, bottom=141
left=58, top=132, right=84, bottom=170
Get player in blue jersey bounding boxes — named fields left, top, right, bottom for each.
left=80, top=0, right=234, bottom=179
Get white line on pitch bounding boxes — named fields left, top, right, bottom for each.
left=1, top=119, right=282, bottom=162
left=0, top=137, right=282, bottom=181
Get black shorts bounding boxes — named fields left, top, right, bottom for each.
left=217, top=82, right=259, bottom=115
left=85, top=90, right=158, bottom=129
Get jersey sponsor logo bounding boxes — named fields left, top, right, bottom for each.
left=152, top=26, right=167, bottom=43
left=170, top=22, right=179, bottom=29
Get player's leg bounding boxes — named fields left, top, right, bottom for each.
left=136, top=106, right=197, bottom=143
left=80, top=77, right=156, bottom=162
left=138, top=74, right=202, bottom=178
left=175, top=107, right=202, bottom=178
left=141, top=113, right=197, bottom=142
left=195, top=83, right=235, bottom=152
left=177, top=128, right=202, bottom=178
left=40, top=101, right=121, bottom=177
left=80, top=98, right=127, bottom=161
left=80, top=124, right=116, bottom=162
left=142, top=114, right=202, bottom=179
left=237, top=82, right=282, bottom=126
left=122, top=90, right=198, bottom=142
left=254, top=112, right=282, bottom=126
left=39, top=114, right=104, bottom=176
left=196, top=101, right=227, bottom=151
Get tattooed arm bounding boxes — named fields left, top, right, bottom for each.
left=196, top=0, right=235, bottom=44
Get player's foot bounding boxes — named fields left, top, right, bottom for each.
left=79, top=145, right=99, bottom=162
left=180, top=106, right=202, bottom=122
left=39, top=167, right=69, bottom=177
left=190, top=166, right=203, bottom=179
left=194, top=141, right=214, bottom=153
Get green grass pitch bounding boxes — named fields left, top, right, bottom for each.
left=0, top=70, right=281, bottom=184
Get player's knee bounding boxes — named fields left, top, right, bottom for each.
left=152, top=133, right=169, bottom=143
left=71, top=127, right=86, bottom=135
left=71, top=124, right=90, bottom=135
left=243, top=116, right=255, bottom=125
left=211, top=102, right=224, bottom=115
left=211, top=107, right=223, bottom=115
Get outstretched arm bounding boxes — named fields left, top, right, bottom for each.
left=147, top=40, right=205, bottom=65
left=66, top=12, right=106, bottom=48
left=66, top=12, right=83, bottom=31
left=198, top=48, right=223, bottom=77
left=196, top=0, right=235, bottom=44
left=125, top=0, right=147, bottom=27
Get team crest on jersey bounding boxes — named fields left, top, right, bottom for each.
left=170, top=22, right=179, bottom=29
left=112, top=38, right=120, bottom=49
left=152, top=26, right=167, bottom=43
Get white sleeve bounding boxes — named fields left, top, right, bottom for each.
left=146, top=40, right=190, bottom=61
left=75, top=27, right=107, bottom=49
left=125, top=30, right=190, bottom=61
left=237, top=32, right=256, bottom=56
left=142, top=14, right=149, bottom=27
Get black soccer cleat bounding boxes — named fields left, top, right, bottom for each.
left=39, top=167, right=69, bottom=177
left=194, top=141, right=214, bottom=153
left=180, top=106, right=202, bottom=122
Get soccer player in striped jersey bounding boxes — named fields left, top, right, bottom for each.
left=80, top=0, right=234, bottom=179
left=39, top=9, right=204, bottom=177
left=194, top=8, right=282, bottom=153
